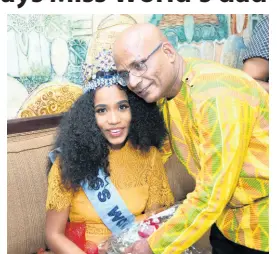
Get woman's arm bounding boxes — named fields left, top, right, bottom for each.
left=46, top=208, right=86, bottom=254
left=46, top=158, right=86, bottom=254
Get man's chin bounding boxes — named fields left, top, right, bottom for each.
left=143, top=93, right=161, bottom=103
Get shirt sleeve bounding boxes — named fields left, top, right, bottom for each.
left=46, top=157, right=73, bottom=211
left=243, top=15, right=269, bottom=62
left=145, top=148, right=175, bottom=211
left=148, top=95, right=256, bottom=253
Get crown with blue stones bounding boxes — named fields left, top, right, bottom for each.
left=82, top=49, right=126, bottom=93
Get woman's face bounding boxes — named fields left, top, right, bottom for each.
left=94, top=85, right=131, bottom=149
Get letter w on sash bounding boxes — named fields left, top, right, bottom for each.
left=108, top=205, right=128, bottom=229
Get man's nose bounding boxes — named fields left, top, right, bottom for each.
left=128, top=74, right=142, bottom=90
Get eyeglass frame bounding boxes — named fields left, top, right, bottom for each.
left=118, top=42, right=163, bottom=87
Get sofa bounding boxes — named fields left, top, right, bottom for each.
left=7, top=114, right=211, bottom=254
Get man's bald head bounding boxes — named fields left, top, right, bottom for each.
left=114, top=24, right=167, bottom=61
left=113, top=23, right=182, bottom=103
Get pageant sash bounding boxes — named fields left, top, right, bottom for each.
left=48, top=148, right=135, bottom=235
left=81, top=169, right=135, bottom=235
left=48, top=147, right=62, bottom=164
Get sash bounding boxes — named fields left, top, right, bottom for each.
left=48, top=148, right=135, bottom=235
left=82, top=169, right=135, bottom=235
left=48, top=147, right=62, bottom=164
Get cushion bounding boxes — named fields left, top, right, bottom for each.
left=7, top=128, right=56, bottom=254
left=164, top=153, right=195, bottom=202
left=164, top=154, right=211, bottom=251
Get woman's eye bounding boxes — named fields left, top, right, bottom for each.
left=96, top=108, right=106, bottom=114
left=119, top=104, right=130, bottom=110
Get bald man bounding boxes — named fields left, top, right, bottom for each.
left=113, top=24, right=269, bottom=254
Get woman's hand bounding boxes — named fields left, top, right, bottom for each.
left=98, top=240, right=109, bottom=254
left=46, top=209, right=86, bottom=254
left=124, top=239, right=153, bottom=254
left=144, top=205, right=167, bottom=218
left=36, top=248, right=52, bottom=254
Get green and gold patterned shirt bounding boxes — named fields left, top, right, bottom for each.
left=149, top=58, right=269, bottom=253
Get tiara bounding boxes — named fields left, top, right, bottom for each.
left=82, top=49, right=126, bottom=93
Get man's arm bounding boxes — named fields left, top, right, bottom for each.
left=243, top=58, right=269, bottom=92
left=146, top=95, right=256, bottom=254
left=257, top=80, right=269, bottom=93
left=242, top=15, right=269, bottom=92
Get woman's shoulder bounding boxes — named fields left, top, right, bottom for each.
left=48, top=156, right=62, bottom=180
left=46, top=155, right=73, bottom=211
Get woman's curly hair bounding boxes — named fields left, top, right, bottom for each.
left=48, top=85, right=167, bottom=191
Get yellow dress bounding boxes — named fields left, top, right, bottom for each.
left=46, top=141, right=174, bottom=244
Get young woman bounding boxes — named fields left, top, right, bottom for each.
left=45, top=49, right=174, bottom=254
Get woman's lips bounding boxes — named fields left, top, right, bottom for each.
left=107, top=128, right=124, bottom=137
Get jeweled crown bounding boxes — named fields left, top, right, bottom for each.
left=82, top=49, right=125, bottom=93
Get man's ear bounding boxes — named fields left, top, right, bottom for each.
left=162, top=42, right=176, bottom=63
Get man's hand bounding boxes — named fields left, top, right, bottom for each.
left=124, top=239, right=153, bottom=254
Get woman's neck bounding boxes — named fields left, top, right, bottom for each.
left=109, top=139, right=128, bottom=150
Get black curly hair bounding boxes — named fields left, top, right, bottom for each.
left=48, top=85, right=167, bottom=191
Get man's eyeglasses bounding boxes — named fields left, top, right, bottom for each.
left=118, top=42, right=163, bottom=87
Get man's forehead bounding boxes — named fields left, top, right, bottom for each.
left=116, top=45, right=145, bottom=70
